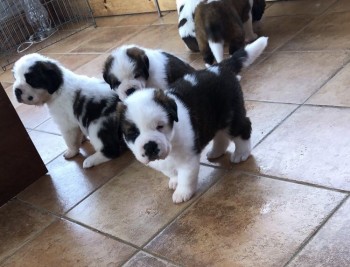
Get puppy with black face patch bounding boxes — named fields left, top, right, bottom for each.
left=13, top=53, right=126, bottom=168
left=103, top=45, right=195, bottom=100
left=117, top=37, right=268, bottom=203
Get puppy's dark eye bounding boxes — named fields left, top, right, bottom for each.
left=157, top=125, right=164, bottom=131
left=124, top=126, right=140, bottom=143
left=28, top=96, right=33, bottom=101
left=134, top=73, right=141, bottom=79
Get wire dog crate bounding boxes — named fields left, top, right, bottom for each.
left=0, top=0, right=96, bottom=70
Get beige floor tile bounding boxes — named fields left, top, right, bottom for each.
left=288, top=198, right=350, bottom=267
left=145, top=173, right=345, bottom=267
left=0, top=200, right=54, bottom=262
left=306, top=62, right=350, bottom=107
left=0, top=69, right=14, bottom=83
left=18, top=144, right=134, bottom=214
left=152, top=11, right=178, bottom=25
left=52, top=54, right=100, bottom=71
left=74, top=53, right=109, bottom=79
left=123, top=24, right=189, bottom=54
left=34, top=118, right=61, bottom=135
left=265, top=0, right=336, bottom=16
left=1, top=220, right=136, bottom=267
left=124, top=251, right=178, bottom=267
left=327, top=0, right=350, bottom=13
left=236, top=106, right=350, bottom=191
left=66, top=161, right=226, bottom=246
left=96, top=13, right=159, bottom=27
left=15, top=105, right=51, bottom=129
left=201, top=101, right=297, bottom=168
left=28, top=131, right=67, bottom=164
left=71, top=26, right=147, bottom=53
left=40, top=28, right=96, bottom=53
left=255, top=15, right=313, bottom=52
left=281, top=11, right=350, bottom=51
left=241, top=51, right=349, bottom=103
left=4, top=85, right=21, bottom=109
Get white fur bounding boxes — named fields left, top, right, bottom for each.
left=183, top=74, right=198, bottom=86
left=108, top=45, right=173, bottom=100
left=176, top=0, right=203, bottom=41
left=124, top=89, right=199, bottom=203
left=13, top=53, right=116, bottom=168
left=208, top=40, right=224, bottom=63
left=207, top=66, right=220, bottom=75
left=243, top=36, right=268, bottom=67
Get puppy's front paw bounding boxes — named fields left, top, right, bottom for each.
left=63, top=149, right=79, bottom=159
left=168, top=177, right=178, bottom=190
left=206, top=149, right=225, bottom=160
left=83, top=156, right=95, bottom=169
left=172, top=186, right=195, bottom=204
left=230, top=150, right=250, bottom=163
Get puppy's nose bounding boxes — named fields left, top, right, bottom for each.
left=143, top=141, right=160, bottom=161
left=126, top=87, right=136, bottom=96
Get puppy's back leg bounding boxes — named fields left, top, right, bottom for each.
left=243, top=0, right=258, bottom=43
left=208, top=40, right=224, bottom=63
left=197, top=34, right=215, bottom=67
left=207, top=130, right=230, bottom=159
left=229, top=116, right=252, bottom=163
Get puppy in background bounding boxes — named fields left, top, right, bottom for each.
left=117, top=37, right=268, bottom=203
left=13, top=53, right=126, bottom=168
left=103, top=45, right=195, bottom=100
left=176, top=0, right=265, bottom=66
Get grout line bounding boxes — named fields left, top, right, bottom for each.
left=238, top=170, right=350, bottom=194
left=139, top=170, right=228, bottom=249
left=283, top=194, right=350, bottom=267
left=30, top=128, right=62, bottom=137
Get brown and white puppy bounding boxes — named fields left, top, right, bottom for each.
left=103, top=45, right=195, bottom=100
left=13, top=53, right=126, bottom=168
left=117, top=37, right=268, bottom=203
left=195, top=0, right=259, bottom=67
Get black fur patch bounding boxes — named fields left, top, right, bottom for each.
left=182, top=36, right=200, bottom=52
left=24, top=61, right=63, bottom=94
left=117, top=103, right=140, bottom=144
left=103, top=56, right=121, bottom=90
left=178, top=18, right=187, bottom=28
left=252, top=0, right=266, bottom=21
left=169, top=55, right=251, bottom=153
left=179, top=4, right=184, bottom=13
left=162, top=52, right=195, bottom=85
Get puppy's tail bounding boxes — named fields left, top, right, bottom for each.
left=221, top=36, right=268, bottom=73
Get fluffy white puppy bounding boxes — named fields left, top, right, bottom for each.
left=117, top=37, right=268, bottom=203
left=103, top=45, right=195, bottom=100
left=13, top=53, right=126, bottom=168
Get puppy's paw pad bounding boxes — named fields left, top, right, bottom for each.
left=83, top=157, right=95, bottom=169
left=206, top=149, right=225, bottom=160
left=230, top=151, right=250, bottom=163
left=172, top=187, right=194, bottom=203
left=64, top=149, right=79, bottom=159
left=169, top=178, right=178, bottom=190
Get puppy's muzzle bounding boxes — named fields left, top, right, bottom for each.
left=143, top=141, right=160, bottom=161
left=126, top=87, right=136, bottom=96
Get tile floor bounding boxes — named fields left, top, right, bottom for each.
left=1, top=0, right=350, bottom=266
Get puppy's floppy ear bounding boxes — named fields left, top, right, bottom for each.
left=116, top=101, right=127, bottom=121
left=126, top=47, right=149, bottom=80
left=103, top=56, right=120, bottom=90
left=25, top=61, right=63, bottom=94
left=153, top=89, right=178, bottom=123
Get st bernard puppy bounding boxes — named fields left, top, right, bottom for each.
left=117, top=37, right=268, bottom=203
left=176, top=0, right=265, bottom=66
left=13, top=53, right=126, bottom=168
left=102, top=45, right=195, bottom=100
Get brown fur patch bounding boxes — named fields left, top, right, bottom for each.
left=153, top=89, right=178, bottom=124
left=126, top=47, right=150, bottom=80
